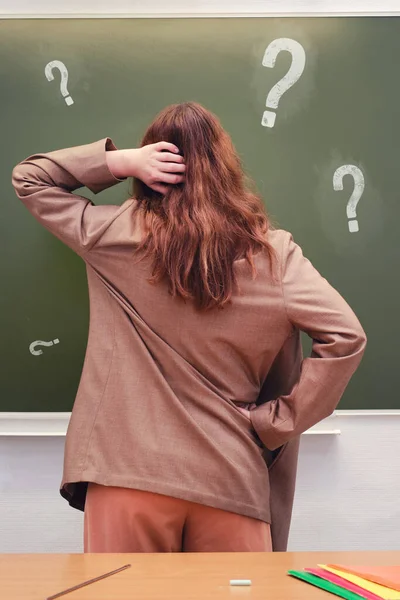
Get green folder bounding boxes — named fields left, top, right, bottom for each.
left=288, top=570, right=367, bottom=600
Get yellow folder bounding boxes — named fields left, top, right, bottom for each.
left=318, top=565, right=400, bottom=600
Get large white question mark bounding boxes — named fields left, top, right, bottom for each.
left=333, top=165, right=365, bottom=233
left=29, top=338, right=60, bottom=356
left=45, top=61, right=74, bottom=106
left=261, top=38, right=306, bottom=128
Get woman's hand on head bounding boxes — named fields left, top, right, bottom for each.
left=106, top=142, right=185, bottom=194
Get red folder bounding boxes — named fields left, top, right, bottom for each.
left=306, top=567, right=383, bottom=600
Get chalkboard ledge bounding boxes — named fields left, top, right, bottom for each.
left=0, top=411, right=398, bottom=437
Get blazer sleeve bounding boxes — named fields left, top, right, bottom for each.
left=12, top=138, right=124, bottom=256
left=250, top=232, right=367, bottom=451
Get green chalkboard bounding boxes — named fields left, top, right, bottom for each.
left=0, top=17, right=398, bottom=411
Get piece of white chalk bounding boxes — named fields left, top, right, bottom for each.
left=230, top=579, right=252, bottom=586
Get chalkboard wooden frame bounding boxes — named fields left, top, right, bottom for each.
left=1, top=0, right=400, bottom=18
left=1, top=411, right=400, bottom=436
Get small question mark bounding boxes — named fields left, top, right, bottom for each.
left=44, top=61, right=74, bottom=106
left=29, top=338, right=60, bottom=356
left=333, top=165, right=365, bottom=233
left=261, top=38, right=306, bottom=128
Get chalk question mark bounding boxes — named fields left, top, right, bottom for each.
left=29, top=338, right=60, bottom=356
left=45, top=61, right=74, bottom=106
left=261, top=38, right=306, bottom=128
left=333, top=165, right=365, bottom=233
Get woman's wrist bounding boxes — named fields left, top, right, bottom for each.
left=106, top=149, right=137, bottom=179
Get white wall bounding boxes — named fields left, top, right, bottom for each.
left=1, top=0, right=400, bottom=553
left=1, top=413, right=400, bottom=553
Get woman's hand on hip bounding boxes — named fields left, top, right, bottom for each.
left=106, top=142, right=185, bottom=194
left=236, top=402, right=257, bottom=422
left=237, top=407, right=252, bottom=421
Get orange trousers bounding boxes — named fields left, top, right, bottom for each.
left=84, top=484, right=272, bottom=553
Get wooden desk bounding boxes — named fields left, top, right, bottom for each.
left=1, top=552, right=399, bottom=600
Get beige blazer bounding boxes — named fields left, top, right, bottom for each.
left=12, top=139, right=366, bottom=551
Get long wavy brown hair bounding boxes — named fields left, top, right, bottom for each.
left=134, top=102, right=274, bottom=310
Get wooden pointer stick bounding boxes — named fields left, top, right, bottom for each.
left=46, top=563, right=131, bottom=599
